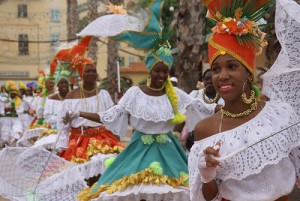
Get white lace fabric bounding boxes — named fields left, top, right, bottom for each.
left=56, top=90, right=114, bottom=149
left=0, top=117, right=22, bottom=142
left=262, top=0, right=300, bottom=118
left=0, top=148, right=114, bottom=201
left=92, top=185, right=190, bottom=201
left=189, top=1, right=300, bottom=200
left=43, top=98, right=64, bottom=126
left=99, top=86, right=215, bottom=136
left=64, top=90, right=114, bottom=128
left=189, top=102, right=300, bottom=201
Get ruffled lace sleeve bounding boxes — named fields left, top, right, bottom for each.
left=190, top=102, right=300, bottom=184
left=176, top=88, right=216, bottom=132
left=98, top=89, right=133, bottom=137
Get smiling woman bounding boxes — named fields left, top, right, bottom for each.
left=58, top=59, right=124, bottom=164
left=189, top=0, right=300, bottom=201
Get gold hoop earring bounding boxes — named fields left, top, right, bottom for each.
left=241, top=79, right=255, bottom=104
left=202, top=86, right=219, bottom=104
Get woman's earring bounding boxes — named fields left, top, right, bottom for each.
left=241, top=79, right=255, bottom=104
left=202, top=86, right=219, bottom=104
left=147, top=76, right=151, bottom=87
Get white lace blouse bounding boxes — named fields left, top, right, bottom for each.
left=43, top=99, right=64, bottom=127
left=63, top=90, right=114, bottom=128
left=56, top=90, right=114, bottom=149
left=98, top=86, right=216, bottom=136
left=189, top=101, right=300, bottom=201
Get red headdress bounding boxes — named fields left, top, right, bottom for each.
left=50, top=36, right=93, bottom=83
left=202, top=0, right=271, bottom=74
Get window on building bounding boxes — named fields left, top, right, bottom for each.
left=119, top=57, right=125, bottom=67
left=128, top=56, right=135, bottom=64
left=50, top=9, right=60, bottom=22
left=18, top=4, right=27, bottom=18
left=19, top=34, right=29, bottom=55
left=50, top=34, right=60, bottom=46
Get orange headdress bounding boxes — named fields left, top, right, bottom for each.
left=50, top=36, right=93, bottom=83
left=202, top=0, right=272, bottom=74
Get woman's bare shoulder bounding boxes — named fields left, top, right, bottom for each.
left=65, top=88, right=80, bottom=99
left=48, top=93, right=59, bottom=100
left=194, top=113, right=221, bottom=141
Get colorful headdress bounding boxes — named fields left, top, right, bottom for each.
left=5, top=80, right=21, bottom=109
left=50, top=36, right=93, bottom=84
left=37, top=70, right=45, bottom=91
left=202, top=0, right=272, bottom=74
left=26, top=82, right=36, bottom=90
left=108, top=0, right=185, bottom=124
left=18, top=81, right=27, bottom=91
left=54, top=68, right=71, bottom=85
left=5, top=81, right=19, bottom=93
left=111, top=0, right=174, bottom=72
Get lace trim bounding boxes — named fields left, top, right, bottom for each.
left=16, top=128, right=46, bottom=147
left=63, top=90, right=114, bottom=113
left=78, top=167, right=188, bottom=201
left=118, top=86, right=193, bottom=122
left=190, top=102, right=300, bottom=181
left=0, top=147, right=116, bottom=201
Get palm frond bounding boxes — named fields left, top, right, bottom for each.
left=150, top=23, right=174, bottom=52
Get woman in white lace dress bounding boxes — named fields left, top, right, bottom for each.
left=58, top=59, right=124, bottom=164
left=33, top=68, right=71, bottom=149
left=189, top=0, right=300, bottom=201
left=70, top=54, right=215, bottom=201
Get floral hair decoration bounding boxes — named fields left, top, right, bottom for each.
left=202, top=0, right=272, bottom=75
left=50, top=36, right=93, bottom=84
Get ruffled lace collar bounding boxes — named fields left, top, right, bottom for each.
left=191, top=101, right=300, bottom=181
left=118, top=86, right=193, bottom=122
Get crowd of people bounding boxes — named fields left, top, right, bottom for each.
left=0, top=0, right=299, bottom=200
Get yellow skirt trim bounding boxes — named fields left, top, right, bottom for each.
left=77, top=168, right=189, bottom=201
left=71, top=142, right=124, bottom=164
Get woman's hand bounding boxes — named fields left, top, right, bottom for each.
left=62, top=111, right=80, bottom=124
left=198, top=142, right=221, bottom=183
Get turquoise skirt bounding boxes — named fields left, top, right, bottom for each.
left=90, top=130, right=188, bottom=195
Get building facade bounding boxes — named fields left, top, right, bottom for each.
left=0, top=0, right=68, bottom=85
left=0, top=0, right=148, bottom=87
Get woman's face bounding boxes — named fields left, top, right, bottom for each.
left=211, top=54, right=252, bottom=101
left=45, top=79, right=55, bottom=91
left=203, top=70, right=215, bottom=94
left=83, top=64, right=97, bottom=84
left=149, top=62, right=169, bottom=89
left=26, top=88, right=33, bottom=96
left=57, top=78, right=70, bottom=94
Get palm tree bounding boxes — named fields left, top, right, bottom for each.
left=66, top=0, right=79, bottom=41
left=106, top=39, right=119, bottom=100
left=264, top=4, right=280, bottom=68
left=87, top=0, right=99, bottom=62
left=171, top=0, right=207, bottom=93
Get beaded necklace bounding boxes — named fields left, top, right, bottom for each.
left=80, top=86, right=99, bottom=112
left=221, top=98, right=258, bottom=118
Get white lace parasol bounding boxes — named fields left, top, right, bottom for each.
left=77, top=11, right=150, bottom=37
left=262, top=0, right=300, bottom=117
